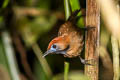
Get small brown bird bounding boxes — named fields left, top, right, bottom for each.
left=43, top=9, right=91, bottom=64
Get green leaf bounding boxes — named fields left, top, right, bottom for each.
left=69, top=0, right=80, bottom=11
left=2, top=0, right=9, bottom=8
left=69, top=0, right=84, bottom=28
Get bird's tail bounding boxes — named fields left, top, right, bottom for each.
left=67, top=9, right=81, bottom=22
left=67, top=9, right=85, bottom=22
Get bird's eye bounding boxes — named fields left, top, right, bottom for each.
left=52, top=44, right=57, bottom=48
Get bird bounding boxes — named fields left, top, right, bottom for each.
left=43, top=9, right=92, bottom=65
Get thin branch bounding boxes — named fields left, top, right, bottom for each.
left=85, top=0, right=100, bottom=80
left=12, top=33, right=35, bottom=80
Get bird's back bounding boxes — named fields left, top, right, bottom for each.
left=58, top=20, right=84, bottom=58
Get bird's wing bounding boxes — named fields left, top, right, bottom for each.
left=58, top=21, right=74, bottom=36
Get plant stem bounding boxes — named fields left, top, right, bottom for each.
left=64, top=0, right=71, bottom=20
left=111, top=36, right=119, bottom=80
left=63, top=1, right=70, bottom=80
left=64, top=62, right=69, bottom=80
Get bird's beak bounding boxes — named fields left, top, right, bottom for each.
left=42, top=50, right=55, bottom=58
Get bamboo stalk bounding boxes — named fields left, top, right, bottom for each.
left=85, top=0, right=100, bottom=80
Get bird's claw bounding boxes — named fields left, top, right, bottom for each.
left=79, top=56, right=95, bottom=66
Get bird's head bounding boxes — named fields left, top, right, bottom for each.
left=43, top=35, right=70, bottom=57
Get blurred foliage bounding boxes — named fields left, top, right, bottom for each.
left=52, top=71, right=90, bottom=80
left=0, top=38, right=11, bottom=79
left=0, top=0, right=119, bottom=80
left=1, top=0, right=9, bottom=8
left=69, top=0, right=84, bottom=28
left=17, top=11, right=57, bottom=46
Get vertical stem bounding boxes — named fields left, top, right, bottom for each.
left=63, top=0, right=70, bottom=79
left=111, top=3, right=120, bottom=80
left=111, top=36, right=119, bottom=80
left=85, top=0, right=100, bottom=80
left=64, top=62, right=69, bottom=80
left=1, top=31, right=20, bottom=80
left=64, top=0, right=71, bottom=20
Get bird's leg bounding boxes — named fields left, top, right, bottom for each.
left=79, top=56, right=94, bottom=66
